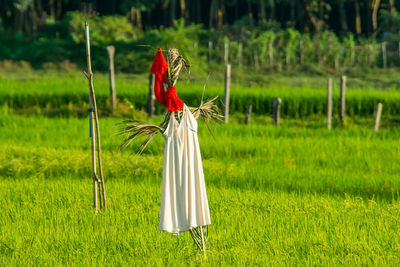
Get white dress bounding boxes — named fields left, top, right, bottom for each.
left=159, top=104, right=211, bottom=235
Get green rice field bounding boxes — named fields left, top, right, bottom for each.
left=1, top=71, right=400, bottom=265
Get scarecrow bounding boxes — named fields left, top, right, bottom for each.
left=118, top=48, right=221, bottom=254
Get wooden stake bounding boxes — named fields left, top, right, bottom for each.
left=245, top=105, right=253, bottom=125
left=381, top=42, right=387, bottom=69
left=106, top=45, right=116, bottom=113
left=398, top=41, right=400, bottom=57
left=85, top=22, right=107, bottom=211
left=327, top=78, right=333, bottom=129
left=374, top=103, right=383, bottom=131
left=339, top=75, right=346, bottom=126
left=224, top=64, right=231, bottom=123
left=148, top=73, right=155, bottom=117
left=273, top=98, right=281, bottom=126
left=224, top=41, right=229, bottom=64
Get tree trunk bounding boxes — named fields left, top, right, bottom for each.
left=130, top=7, right=136, bottom=27
left=269, top=0, right=275, bottom=21
left=355, top=0, right=362, bottom=35
left=290, top=0, right=296, bottom=25
left=301, top=0, right=325, bottom=32
left=372, top=0, right=381, bottom=32
left=248, top=2, right=254, bottom=26
left=136, top=10, right=143, bottom=29
left=49, top=0, right=55, bottom=18
left=209, top=0, right=217, bottom=28
left=338, top=0, right=348, bottom=32
left=170, top=0, right=176, bottom=26
left=217, top=0, right=224, bottom=29
left=259, top=0, right=266, bottom=25
left=162, top=1, right=169, bottom=26
left=196, top=0, right=201, bottom=23
left=180, top=0, right=188, bottom=19
left=302, top=0, right=324, bottom=33
left=36, top=0, right=43, bottom=16
left=389, top=0, right=397, bottom=14
left=56, top=0, right=62, bottom=20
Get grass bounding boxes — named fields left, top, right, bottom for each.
left=1, top=177, right=400, bottom=266
left=1, top=114, right=400, bottom=265
left=2, top=69, right=400, bottom=118
left=1, top=68, right=400, bottom=265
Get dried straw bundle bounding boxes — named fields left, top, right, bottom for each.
left=117, top=96, right=221, bottom=154
left=166, top=48, right=190, bottom=87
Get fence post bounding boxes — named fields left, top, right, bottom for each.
left=327, top=78, right=333, bottom=129
left=374, top=103, right=383, bottom=131
left=224, top=41, right=229, bottom=64
left=398, top=41, right=400, bottom=57
left=208, top=41, right=213, bottom=64
left=340, top=75, right=346, bottom=125
left=273, top=98, right=282, bottom=126
left=224, top=64, right=231, bottom=123
left=245, top=105, right=253, bottom=125
left=382, top=42, right=387, bottom=69
left=106, top=45, right=116, bottom=112
left=148, top=73, right=155, bottom=117
left=238, top=42, right=243, bottom=68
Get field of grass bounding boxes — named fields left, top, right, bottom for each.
left=1, top=113, right=400, bottom=265
left=2, top=70, right=400, bottom=119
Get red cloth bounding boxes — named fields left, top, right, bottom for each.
left=150, top=48, right=184, bottom=111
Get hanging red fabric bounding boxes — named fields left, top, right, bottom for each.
left=150, top=48, right=184, bottom=111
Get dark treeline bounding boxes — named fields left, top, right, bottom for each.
left=1, top=0, right=400, bottom=37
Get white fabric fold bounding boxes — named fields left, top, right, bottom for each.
left=159, top=105, right=211, bottom=235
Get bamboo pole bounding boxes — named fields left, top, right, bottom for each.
left=106, top=45, right=116, bottom=113
left=224, top=64, right=231, bottom=123
left=224, top=41, right=229, bottom=64
left=374, top=103, right=383, bottom=131
left=273, top=98, right=281, bottom=126
left=327, top=78, right=333, bottom=129
left=245, top=105, right=253, bottom=125
left=89, top=90, right=97, bottom=210
left=84, top=22, right=107, bottom=211
left=398, top=41, right=400, bottom=57
left=339, top=75, right=346, bottom=126
left=382, top=42, right=387, bottom=69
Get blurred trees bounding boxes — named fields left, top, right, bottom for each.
left=1, top=0, right=400, bottom=38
